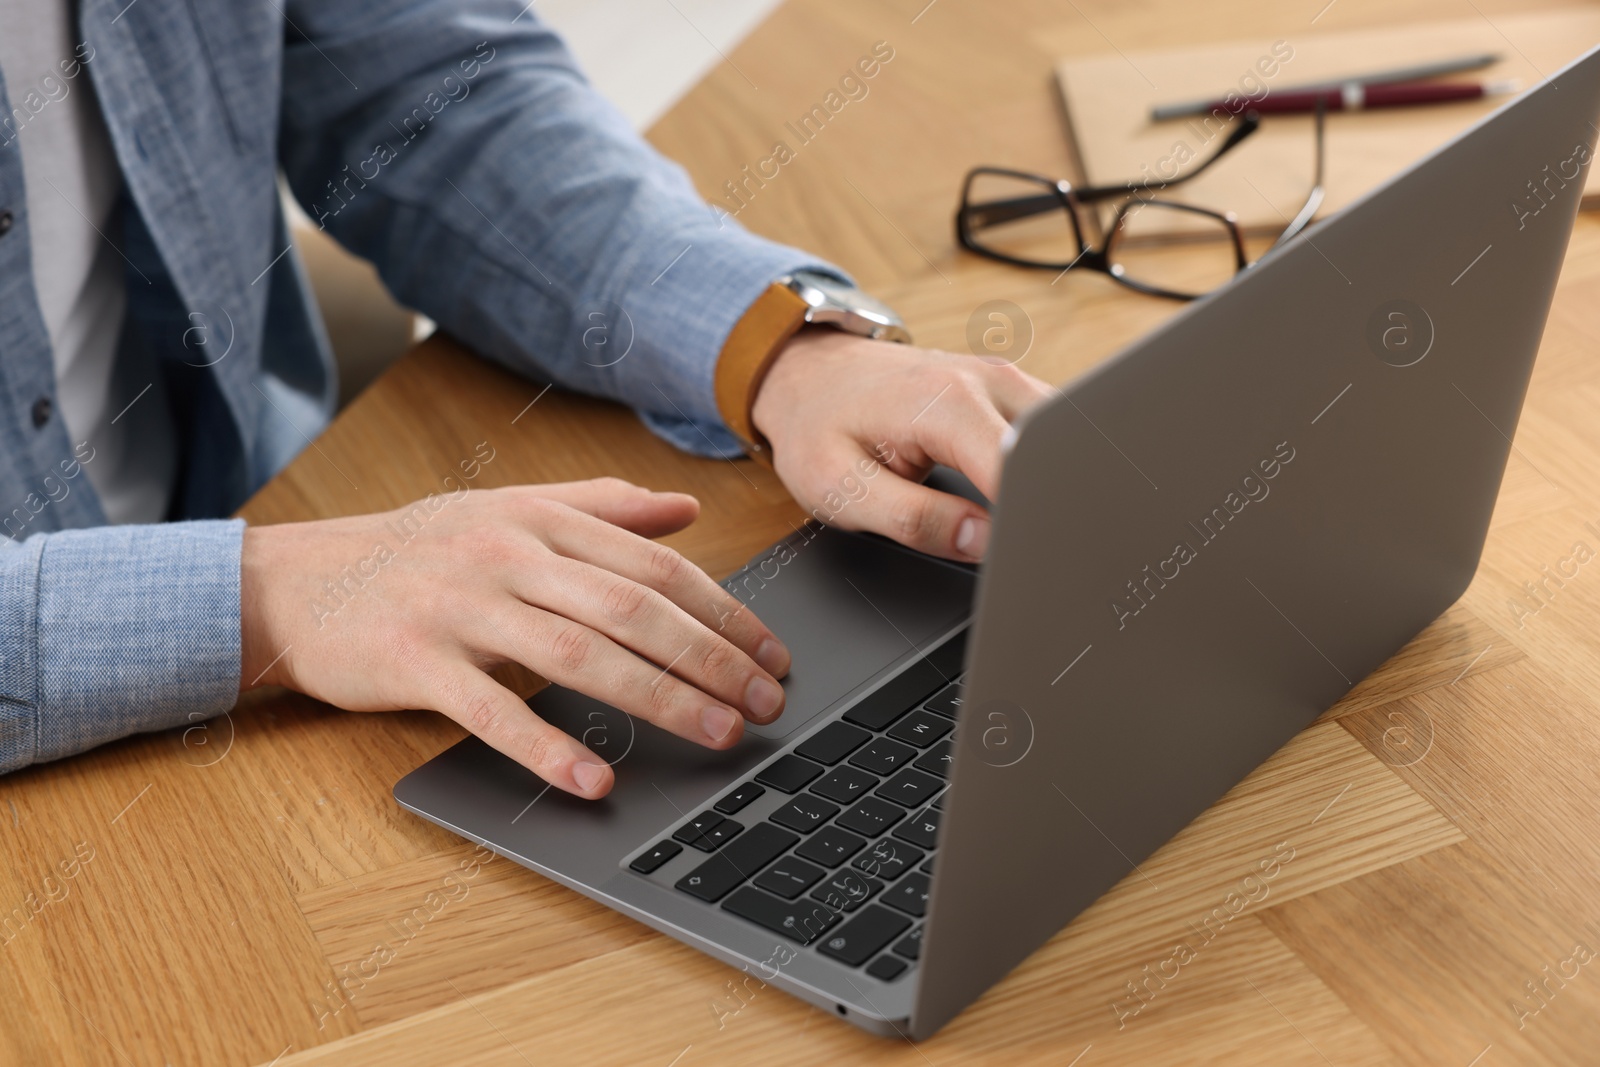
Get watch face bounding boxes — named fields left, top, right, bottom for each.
left=790, top=270, right=901, bottom=323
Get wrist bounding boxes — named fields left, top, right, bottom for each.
left=752, top=326, right=870, bottom=444
left=239, top=525, right=289, bottom=691
left=715, top=271, right=909, bottom=459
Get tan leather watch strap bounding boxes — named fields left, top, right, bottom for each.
left=714, top=282, right=811, bottom=459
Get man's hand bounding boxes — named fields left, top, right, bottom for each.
left=752, top=328, right=1054, bottom=561
left=240, top=479, right=789, bottom=799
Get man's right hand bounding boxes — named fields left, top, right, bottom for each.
left=239, top=478, right=789, bottom=799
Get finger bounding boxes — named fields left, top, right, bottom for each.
left=516, top=478, right=700, bottom=538
left=484, top=603, right=755, bottom=750
left=903, top=379, right=1011, bottom=502
left=514, top=553, right=786, bottom=724
left=834, top=470, right=991, bottom=563
left=971, top=358, right=1056, bottom=423
left=538, top=508, right=792, bottom=681
left=430, top=665, right=615, bottom=799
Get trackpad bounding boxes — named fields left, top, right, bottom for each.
left=722, top=525, right=974, bottom=740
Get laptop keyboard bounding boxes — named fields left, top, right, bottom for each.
left=626, top=633, right=966, bottom=985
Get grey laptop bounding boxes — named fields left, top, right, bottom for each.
left=396, top=45, right=1600, bottom=1039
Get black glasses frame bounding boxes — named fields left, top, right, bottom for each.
left=956, top=106, right=1327, bottom=300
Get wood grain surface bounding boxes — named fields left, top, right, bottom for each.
left=5, top=0, right=1600, bottom=1064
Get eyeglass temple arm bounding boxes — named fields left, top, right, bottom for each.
left=962, top=113, right=1262, bottom=230
left=962, top=190, right=1069, bottom=229
left=1267, top=99, right=1327, bottom=251
left=1074, top=113, right=1262, bottom=204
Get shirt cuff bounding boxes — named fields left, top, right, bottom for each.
left=637, top=409, right=747, bottom=459
left=625, top=229, right=849, bottom=459
left=0, top=520, right=244, bottom=772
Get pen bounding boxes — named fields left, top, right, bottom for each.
left=1225, top=79, right=1520, bottom=115
left=1151, top=51, right=1502, bottom=120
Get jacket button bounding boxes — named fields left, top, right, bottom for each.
left=0, top=210, right=13, bottom=236
left=30, top=395, right=52, bottom=427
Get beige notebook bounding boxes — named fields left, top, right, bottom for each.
left=1054, top=11, right=1600, bottom=239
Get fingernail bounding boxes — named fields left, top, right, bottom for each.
left=745, top=676, right=784, bottom=721
left=754, top=638, right=790, bottom=677
left=702, top=705, right=739, bottom=743
left=573, top=761, right=607, bottom=794
left=956, top=515, right=991, bottom=559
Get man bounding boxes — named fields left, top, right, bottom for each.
left=0, top=0, right=1050, bottom=796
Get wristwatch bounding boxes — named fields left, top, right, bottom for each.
left=714, top=269, right=912, bottom=458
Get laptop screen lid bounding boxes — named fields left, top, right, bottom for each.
left=915, top=44, right=1600, bottom=1039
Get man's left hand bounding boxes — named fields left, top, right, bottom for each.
left=751, top=328, right=1054, bottom=563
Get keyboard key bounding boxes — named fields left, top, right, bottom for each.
left=918, top=856, right=935, bottom=875
left=795, top=826, right=866, bottom=868
left=881, top=872, right=931, bottom=917
left=876, top=768, right=943, bottom=809
left=848, top=737, right=918, bottom=776
left=867, top=954, right=909, bottom=981
left=795, top=722, right=871, bottom=765
left=628, top=840, right=682, bottom=874
left=811, top=765, right=879, bottom=805
left=835, top=797, right=906, bottom=838
left=769, top=794, right=840, bottom=834
left=811, top=869, right=883, bottom=912
left=893, top=925, right=923, bottom=960
left=913, top=739, right=955, bottom=777
left=755, top=755, right=825, bottom=794
left=700, top=819, right=743, bottom=850
left=932, top=791, right=946, bottom=810
left=676, top=822, right=798, bottom=902
left=923, top=682, right=964, bottom=719
left=893, top=807, right=941, bottom=849
left=672, top=811, right=726, bottom=851
left=722, top=887, right=840, bottom=945
left=887, top=710, right=952, bottom=749
left=842, top=657, right=948, bottom=731
left=853, top=838, right=923, bottom=880
left=713, top=781, right=764, bottom=815
left=754, top=855, right=826, bottom=899
left=817, top=904, right=912, bottom=966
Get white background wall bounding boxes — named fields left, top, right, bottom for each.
left=538, top=0, right=784, bottom=131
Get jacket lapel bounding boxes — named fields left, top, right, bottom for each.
left=78, top=0, right=281, bottom=464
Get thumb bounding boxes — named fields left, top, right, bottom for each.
left=519, top=478, right=700, bottom=538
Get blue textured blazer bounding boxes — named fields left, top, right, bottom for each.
left=0, top=0, right=834, bottom=773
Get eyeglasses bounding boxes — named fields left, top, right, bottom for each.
left=956, top=105, right=1327, bottom=300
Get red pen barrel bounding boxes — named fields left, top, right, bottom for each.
left=1361, top=82, right=1484, bottom=107
left=1242, top=81, right=1485, bottom=113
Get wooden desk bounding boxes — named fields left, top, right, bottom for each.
left=6, top=0, right=1600, bottom=1063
